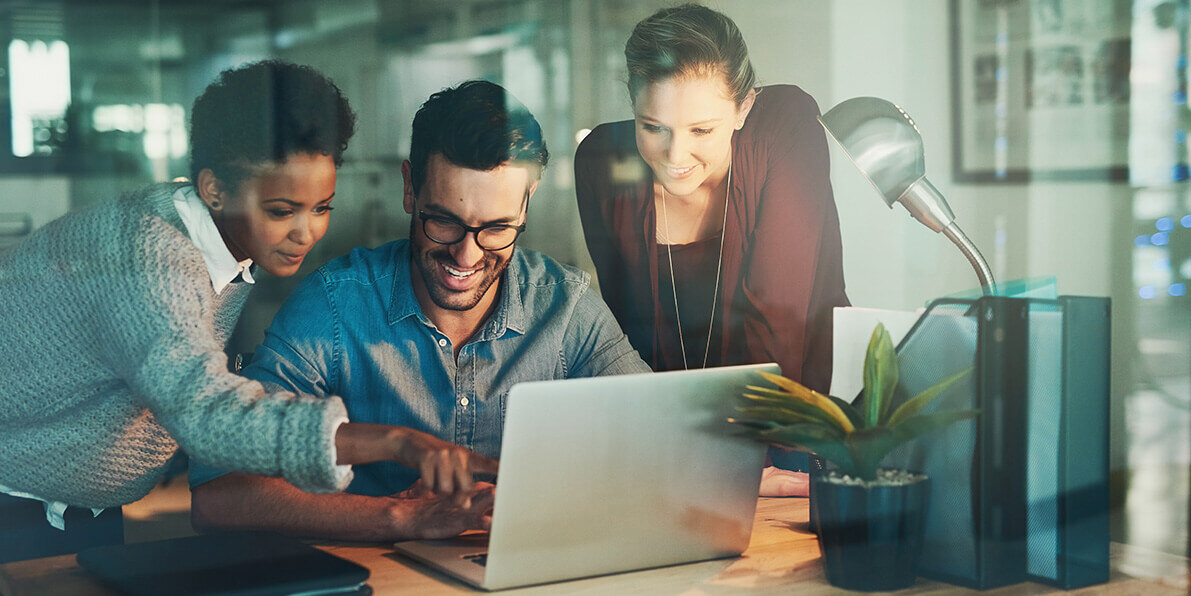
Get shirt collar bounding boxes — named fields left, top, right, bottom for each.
left=387, top=240, right=526, bottom=337
left=387, top=241, right=424, bottom=325
left=485, top=251, right=526, bottom=337
left=172, top=185, right=255, bottom=294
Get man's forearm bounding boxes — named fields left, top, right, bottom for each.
left=191, top=473, right=405, bottom=542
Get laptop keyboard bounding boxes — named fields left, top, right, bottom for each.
left=463, top=553, right=488, bottom=567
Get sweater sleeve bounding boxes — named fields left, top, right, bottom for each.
left=738, top=88, right=849, bottom=393
left=98, top=215, right=350, bottom=494
left=189, top=268, right=353, bottom=490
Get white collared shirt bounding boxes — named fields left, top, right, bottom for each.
left=172, top=185, right=255, bottom=293
left=0, top=483, right=103, bottom=531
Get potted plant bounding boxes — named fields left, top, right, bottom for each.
left=730, top=323, right=977, bottom=592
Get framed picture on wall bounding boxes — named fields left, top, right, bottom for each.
left=950, top=0, right=1132, bottom=182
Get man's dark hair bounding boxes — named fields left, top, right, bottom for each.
left=408, top=80, right=548, bottom=196
left=189, top=60, right=357, bottom=191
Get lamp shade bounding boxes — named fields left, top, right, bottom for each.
left=819, top=97, right=925, bottom=207
left=819, top=96, right=997, bottom=293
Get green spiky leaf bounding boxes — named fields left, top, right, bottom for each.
left=861, top=323, right=899, bottom=428
left=725, top=417, right=777, bottom=432
left=735, top=405, right=827, bottom=427
left=843, top=427, right=894, bottom=480
left=743, top=386, right=849, bottom=432
left=888, top=409, right=982, bottom=446
left=756, top=372, right=856, bottom=433
left=887, top=366, right=973, bottom=426
left=755, top=423, right=854, bottom=472
left=824, top=392, right=865, bottom=429
left=739, top=392, right=800, bottom=412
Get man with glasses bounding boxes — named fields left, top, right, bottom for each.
left=187, top=80, right=649, bottom=541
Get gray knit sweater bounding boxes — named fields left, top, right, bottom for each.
left=0, top=183, right=351, bottom=508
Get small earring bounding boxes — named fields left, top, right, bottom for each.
left=210, top=200, right=221, bottom=209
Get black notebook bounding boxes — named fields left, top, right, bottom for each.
left=77, top=531, right=370, bottom=596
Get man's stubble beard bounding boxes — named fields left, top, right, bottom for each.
left=410, top=222, right=511, bottom=312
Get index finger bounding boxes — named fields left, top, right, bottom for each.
left=451, top=453, right=475, bottom=505
left=468, top=453, right=499, bottom=476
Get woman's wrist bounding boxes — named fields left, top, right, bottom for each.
left=334, top=422, right=409, bottom=466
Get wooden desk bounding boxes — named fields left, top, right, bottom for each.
left=2, top=498, right=1186, bottom=595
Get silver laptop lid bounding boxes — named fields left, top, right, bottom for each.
left=483, top=363, right=774, bottom=590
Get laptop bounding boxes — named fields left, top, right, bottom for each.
left=392, top=363, right=775, bottom=591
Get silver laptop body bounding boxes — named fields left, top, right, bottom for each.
left=392, top=363, right=775, bottom=590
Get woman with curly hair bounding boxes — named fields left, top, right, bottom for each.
left=0, top=61, right=491, bottom=559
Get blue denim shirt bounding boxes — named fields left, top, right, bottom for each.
left=190, top=239, right=649, bottom=495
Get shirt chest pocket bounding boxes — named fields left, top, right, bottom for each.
left=475, top=351, right=568, bottom=439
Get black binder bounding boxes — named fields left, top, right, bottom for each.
left=886, top=295, right=1110, bottom=590
left=1042, top=296, right=1111, bottom=588
left=78, top=531, right=370, bottom=595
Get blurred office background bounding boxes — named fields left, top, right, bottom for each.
left=0, top=0, right=1185, bottom=561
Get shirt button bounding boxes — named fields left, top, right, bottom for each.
left=438, top=338, right=448, bottom=347
left=460, top=397, right=470, bottom=407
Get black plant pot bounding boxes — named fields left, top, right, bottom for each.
left=812, top=473, right=930, bottom=592
left=808, top=455, right=825, bottom=535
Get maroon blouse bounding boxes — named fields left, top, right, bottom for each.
left=574, top=85, right=849, bottom=393
left=655, top=234, right=723, bottom=371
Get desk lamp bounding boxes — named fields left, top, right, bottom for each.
left=819, top=97, right=996, bottom=294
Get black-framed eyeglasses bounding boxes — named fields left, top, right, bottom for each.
left=417, top=210, right=526, bottom=251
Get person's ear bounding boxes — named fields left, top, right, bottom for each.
left=401, top=160, right=416, bottom=215
left=196, top=169, right=227, bottom=211
left=519, top=180, right=539, bottom=221
left=735, top=88, right=757, bottom=130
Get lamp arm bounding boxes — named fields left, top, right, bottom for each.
left=897, top=177, right=997, bottom=295
left=942, top=222, right=997, bottom=295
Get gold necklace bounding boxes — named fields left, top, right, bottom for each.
left=659, top=163, right=731, bottom=370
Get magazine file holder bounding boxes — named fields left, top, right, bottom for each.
left=883, top=295, right=1110, bottom=590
